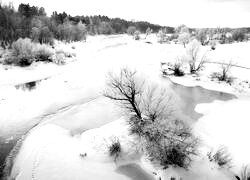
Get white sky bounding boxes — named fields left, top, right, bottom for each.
left=3, top=0, right=250, bottom=28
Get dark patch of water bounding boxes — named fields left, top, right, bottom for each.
left=0, top=138, right=18, bottom=179
left=167, top=78, right=237, bottom=121
left=15, top=80, right=41, bottom=91
left=14, top=77, right=49, bottom=91
left=116, top=163, right=155, bottom=180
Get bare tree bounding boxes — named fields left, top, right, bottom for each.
left=145, top=27, right=152, bottom=39
left=103, top=68, right=144, bottom=119
left=103, top=68, right=173, bottom=121
left=178, top=32, right=190, bottom=48
left=186, top=39, right=208, bottom=74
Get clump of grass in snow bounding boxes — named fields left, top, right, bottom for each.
left=211, top=61, right=234, bottom=84
left=168, top=57, right=185, bottom=76
left=207, top=147, right=232, bottom=169
left=240, top=165, right=250, bottom=180
left=108, top=137, right=121, bottom=161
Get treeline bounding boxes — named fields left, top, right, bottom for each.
left=65, top=14, right=174, bottom=35
left=194, top=27, right=249, bottom=45
left=158, top=24, right=250, bottom=46
left=1, top=2, right=249, bottom=49
left=0, top=2, right=173, bottom=48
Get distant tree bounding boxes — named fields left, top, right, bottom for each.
left=157, top=28, right=168, bottom=43
left=178, top=32, right=190, bottom=48
left=38, top=7, right=46, bottom=16
left=31, top=16, right=43, bottom=28
left=134, top=30, right=140, bottom=40
left=51, top=11, right=68, bottom=24
left=0, top=2, right=22, bottom=48
left=73, top=21, right=87, bottom=41
left=18, top=3, right=39, bottom=18
left=186, top=39, right=208, bottom=73
left=31, top=27, right=40, bottom=42
left=127, top=26, right=137, bottom=35
left=176, top=24, right=189, bottom=34
left=39, top=26, right=54, bottom=44
left=232, top=29, right=246, bottom=42
left=98, top=21, right=113, bottom=35
left=57, top=20, right=87, bottom=42
left=145, top=27, right=152, bottom=39
left=196, top=29, right=208, bottom=45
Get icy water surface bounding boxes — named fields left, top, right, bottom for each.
left=116, top=163, right=155, bottom=180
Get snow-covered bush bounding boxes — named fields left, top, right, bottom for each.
left=7, top=38, right=72, bottom=66
left=143, top=119, right=199, bottom=169
left=207, top=147, right=232, bottom=169
left=11, top=38, right=36, bottom=66
left=51, top=53, right=66, bottom=65
left=34, top=44, right=54, bottom=62
left=186, top=39, right=208, bottom=74
left=108, top=137, right=121, bottom=162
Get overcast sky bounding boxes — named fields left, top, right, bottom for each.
left=3, top=0, right=250, bottom=28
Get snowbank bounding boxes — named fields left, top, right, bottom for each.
left=194, top=98, right=250, bottom=174
left=9, top=118, right=144, bottom=180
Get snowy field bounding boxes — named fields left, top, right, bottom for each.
left=1, top=34, right=250, bottom=179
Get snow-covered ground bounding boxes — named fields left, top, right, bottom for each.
left=1, top=34, right=250, bottom=179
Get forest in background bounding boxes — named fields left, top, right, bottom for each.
left=0, top=1, right=250, bottom=49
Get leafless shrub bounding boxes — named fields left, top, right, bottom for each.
left=240, top=165, right=250, bottom=180
left=211, top=61, right=234, bottom=84
left=186, top=39, right=208, bottom=74
left=207, top=147, right=232, bottom=169
left=168, top=57, right=185, bottom=76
